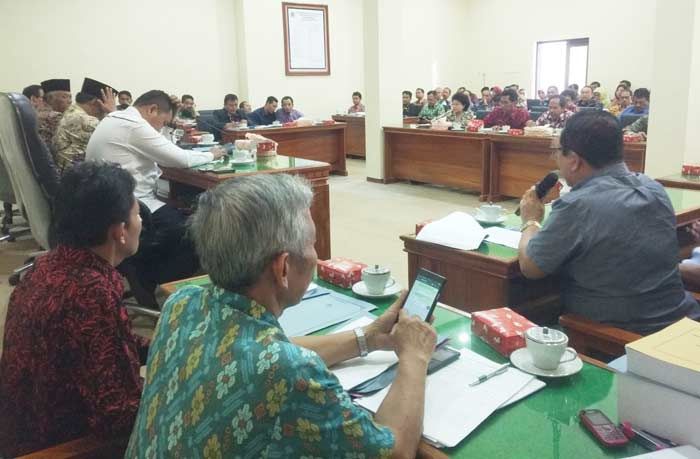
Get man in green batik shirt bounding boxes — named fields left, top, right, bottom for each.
left=418, top=90, right=445, bottom=120
left=126, top=174, right=437, bottom=459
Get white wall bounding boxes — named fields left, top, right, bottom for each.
left=685, top=2, right=700, bottom=163
left=236, top=0, right=364, bottom=118
left=0, top=0, right=239, bottom=109
left=452, top=0, right=656, bottom=96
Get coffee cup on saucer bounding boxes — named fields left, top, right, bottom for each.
left=200, top=133, right=215, bottom=144
left=477, top=204, right=505, bottom=221
left=525, top=327, right=578, bottom=371
left=361, top=265, right=394, bottom=295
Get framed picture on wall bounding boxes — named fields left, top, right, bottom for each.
left=282, top=2, right=330, bottom=76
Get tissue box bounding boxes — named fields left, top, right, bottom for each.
left=508, top=129, right=524, bottom=136
left=471, top=307, right=536, bottom=356
left=623, top=133, right=644, bottom=143
left=466, top=120, right=484, bottom=132
left=317, top=258, right=367, bottom=288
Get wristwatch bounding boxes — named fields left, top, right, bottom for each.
left=354, top=327, right=369, bottom=357
left=520, top=220, right=542, bottom=231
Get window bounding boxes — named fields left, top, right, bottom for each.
left=535, top=38, right=589, bottom=94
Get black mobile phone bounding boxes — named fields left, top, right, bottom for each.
left=402, top=268, right=447, bottom=321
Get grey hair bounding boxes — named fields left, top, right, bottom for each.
left=189, top=174, right=314, bottom=291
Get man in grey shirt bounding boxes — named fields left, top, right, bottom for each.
left=518, top=110, right=700, bottom=334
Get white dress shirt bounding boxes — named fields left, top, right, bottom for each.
left=86, top=106, right=213, bottom=212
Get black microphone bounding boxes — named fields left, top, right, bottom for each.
left=514, top=171, right=559, bottom=216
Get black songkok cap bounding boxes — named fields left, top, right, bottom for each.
left=40, top=79, right=71, bottom=93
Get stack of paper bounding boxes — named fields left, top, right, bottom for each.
left=624, top=446, right=700, bottom=459
left=484, top=227, right=522, bottom=249
left=356, top=348, right=543, bottom=448
left=416, top=212, right=486, bottom=251
left=625, top=318, right=700, bottom=397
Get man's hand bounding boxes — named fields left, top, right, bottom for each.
left=519, top=186, right=545, bottom=223
left=97, top=87, right=116, bottom=114
left=688, top=221, right=700, bottom=241
left=364, top=291, right=406, bottom=352
left=391, top=309, right=437, bottom=365
left=169, top=94, right=181, bottom=112
left=210, top=145, right=226, bottom=160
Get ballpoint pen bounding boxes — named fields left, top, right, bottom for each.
left=469, top=363, right=510, bottom=387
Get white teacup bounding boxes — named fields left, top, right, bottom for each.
left=477, top=204, right=505, bottom=221
left=525, top=327, right=577, bottom=371
left=361, top=265, right=394, bottom=295
left=200, top=133, right=215, bottom=144
left=232, top=149, right=254, bottom=161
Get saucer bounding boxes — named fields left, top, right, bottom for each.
left=197, top=141, right=218, bottom=147
left=352, top=279, right=402, bottom=298
left=510, top=348, right=583, bottom=378
left=475, top=214, right=507, bottom=225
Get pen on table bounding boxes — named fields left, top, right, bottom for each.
left=641, top=429, right=679, bottom=448
left=620, top=422, right=667, bottom=451
left=469, top=363, right=510, bottom=387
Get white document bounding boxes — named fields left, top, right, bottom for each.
left=484, top=227, right=522, bottom=250
left=416, top=212, right=487, bottom=251
left=280, top=293, right=376, bottom=337
left=329, top=316, right=400, bottom=390
left=356, top=348, right=535, bottom=448
left=287, top=7, right=326, bottom=69
left=624, top=446, right=700, bottom=459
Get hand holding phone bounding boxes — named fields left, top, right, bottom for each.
left=392, top=308, right=437, bottom=364
left=401, top=268, right=447, bottom=321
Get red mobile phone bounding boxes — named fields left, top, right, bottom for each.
left=579, top=409, right=629, bottom=447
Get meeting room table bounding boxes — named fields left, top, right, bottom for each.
left=159, top=155, right=332, bottom=260
left=221, top=123, right=348, bottom=175
left=158, top=275, right=648, bottom=459
left=401, top=186, right=700, bottom=323
left=332, top=114, right=365, bottom=158
left=382, top=126, right=647, bottom=202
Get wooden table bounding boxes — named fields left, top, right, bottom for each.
left=657, top=173, right=700, bottom=191
left=401, top=187, right=700, bottom=321
left=160, top=155, right=332, bottom=260
left=384, top=127, right=491, bottom=199
left=382, top=126, right=647, bottom=201
left=332, top=114, right=365, bottom=158
left=156, top=276, right=646, bottom=459
left=222, top=124, right=347, bottom=175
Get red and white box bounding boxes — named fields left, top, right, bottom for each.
left=466, top=120, right=484, bottom=132
left=317, top=258, right=367, bottom=288
left=508, top=128, right=524, bottom=136
left=471, top=307, right=536, bottom=357
left=623, top=133, right=644, bottom=143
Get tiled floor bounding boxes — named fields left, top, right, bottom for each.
left=0, top=158, right=518, bottom=355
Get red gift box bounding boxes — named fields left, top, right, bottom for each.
left=471, top=307, right=536, bottom=356
left=508, top=129, right=524, bottom=136
left=623, top=133, right=643, bottom=143
left=317, top=257, right=367, bottom=288
left=466, top=120, right=484, bottom=132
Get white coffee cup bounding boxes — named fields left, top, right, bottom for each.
left=361, top=265, right=394, bottom=295
left=525, top=327, right=577, bottom=371
left=477, top=204, right=504, bottom=221
left=200, top=133, right=215, bottom=144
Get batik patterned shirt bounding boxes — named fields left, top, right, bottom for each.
left=446, top=110, right=475, bottom=125
left=125, top=285, right=395, bottom=459
left=36, top=105, right=63, bottom=153
left=535, top=109, right=574, bottom=128
left=53, top=104, right=99, bottom=173
left=0, top=246, right=146, bottom=457
left=418, top=103, right=445, bottom=120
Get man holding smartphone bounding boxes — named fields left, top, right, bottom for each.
left=126, top=174, right=438, bottom=458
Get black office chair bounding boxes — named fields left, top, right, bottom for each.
left=619, top=114, right=643, bottom=128
left=529, top=111, right=542, bottom=121
left=576, top=106, right=602, bottom=113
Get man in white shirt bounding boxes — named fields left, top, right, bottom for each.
left=86, top=90, right=225, bottom=305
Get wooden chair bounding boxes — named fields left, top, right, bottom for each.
left=559, top=313, right=642, bottom=360
left=15, top=435, right=128, bottom=459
